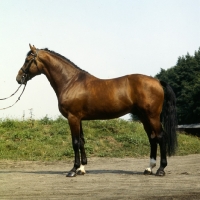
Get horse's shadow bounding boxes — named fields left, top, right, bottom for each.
left=0, top=169, right=144, bottom=175
left=87, top=169, right=143, bottom=175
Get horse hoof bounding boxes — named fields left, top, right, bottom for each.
left=143, top=169, right=152, bottom=175
left=66, top=171, right=77, bottom=177
left=77, top=170, right=85, bottom=175
left=155, top=169, right=165, bottom=176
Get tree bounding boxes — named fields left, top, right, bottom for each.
left=155, top=48, right=200, bottom=124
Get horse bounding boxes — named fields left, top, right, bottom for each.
left=16, top=44, right=177, bottom=177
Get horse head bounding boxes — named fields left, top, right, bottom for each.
left=16, top=44, right=42, bottom=84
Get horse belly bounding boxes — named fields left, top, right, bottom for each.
left=83, top=97, right=133, bottom=120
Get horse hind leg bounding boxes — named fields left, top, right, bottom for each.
left=144, top=138, right=157, bottom=175
left=142, top=122, right=158, bottom=175
left=156, top=132, right=167, bottom=176
left=148, top=117, right=167, bottom=176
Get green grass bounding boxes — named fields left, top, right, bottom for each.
left=0, top=116, right=199, bottom=161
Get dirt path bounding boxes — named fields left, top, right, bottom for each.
left=0, top=155, right=200, bottom=200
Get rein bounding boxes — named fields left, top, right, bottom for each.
left=0, top=80, right=27, bottom=110
left=0, top=49, right=39, bottom=110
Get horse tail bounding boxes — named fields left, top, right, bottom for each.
left=160, top=80, right=178, bottom=156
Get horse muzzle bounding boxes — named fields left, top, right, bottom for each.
left=16, top=74, right=28, bottom=85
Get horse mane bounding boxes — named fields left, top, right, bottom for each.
left=27, top=48, right=87, bottom=73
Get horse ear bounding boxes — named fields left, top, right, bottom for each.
left=29, top=44, right=33, bottom=50
left=29, top=44, right=37, bottom=53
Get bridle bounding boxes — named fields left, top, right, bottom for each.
left=0, top=50, right=39, bottom=110
left=20, top=50, right=39, bottom=83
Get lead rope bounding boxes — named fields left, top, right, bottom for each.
left=0, top=83, right=27, bottom=110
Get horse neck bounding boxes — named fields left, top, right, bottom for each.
left=40, top=53, right=82, bottom=96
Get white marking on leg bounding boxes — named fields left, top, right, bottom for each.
left=76, top=165, right=86, bottom=174
left=145, top=158, right=156, bottom=173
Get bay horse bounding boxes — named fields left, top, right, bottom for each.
left=16, top=44, right=177, bottom=177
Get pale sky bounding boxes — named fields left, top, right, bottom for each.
left=0, top=0, right=200, bottom=120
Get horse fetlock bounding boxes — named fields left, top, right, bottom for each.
left=76, top=164, right=86, bottom=175
left=144, top=168, right=153, bottom=175
left=150, top=158, right=156, bottom=168
left=144, top=158, right=156, bottom=175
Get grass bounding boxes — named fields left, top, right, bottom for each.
left=0, top=116, right=200, bottom=161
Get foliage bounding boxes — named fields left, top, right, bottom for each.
left=0, top=117, right=199, bottom=161
left=155, top=48, right=200, bottom=124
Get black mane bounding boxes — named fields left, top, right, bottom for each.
left=27, top=48, right=87, bottom=73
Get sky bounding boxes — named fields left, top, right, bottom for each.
left=0, top=0, right=200, bottom=120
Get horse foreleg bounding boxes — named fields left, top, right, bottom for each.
left=76, top=121, right=87, bottom=175
left=144, top=137, right=157, bottom=175
left=66, top=117, right=81, bottom=177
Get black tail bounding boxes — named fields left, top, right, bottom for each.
left=160, top=80, right=178, bottom=156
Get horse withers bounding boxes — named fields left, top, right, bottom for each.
left=16, top=44, right=177, bottom=177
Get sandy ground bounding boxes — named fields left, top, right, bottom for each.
left=0, top=154, right=200, bottom=200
